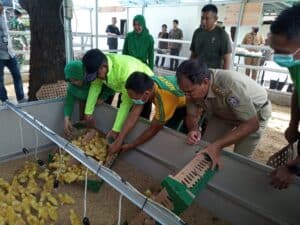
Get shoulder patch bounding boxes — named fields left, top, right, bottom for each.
left=226, top=95, right=240, bottom=108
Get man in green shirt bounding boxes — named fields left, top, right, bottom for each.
left=63, top=60, right=114, bottom=136
left=190, top=4, right=232, bottom=69
left=269, top=4, right=300, bottom=189
left=82, top=49, right=154, bottom=140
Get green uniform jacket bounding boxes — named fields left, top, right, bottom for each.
left=64, top=61, right=89, bottom=117
left=64, top=61, right=114, bottom=117
left=84, top=54, right=154, bottom=132
left=289, top=65, right=300, bottom=106
left=122, top=15, right=154, bottom=70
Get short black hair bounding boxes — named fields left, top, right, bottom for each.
left=176, top=59, right=211, bottom=85
left=173, top=19, right=179, bottom=24
left=271, top=3, right=300, bottom=41
left=202, top=4, right=218, bottom=14
left=82, top=49, right=107, bottom=74
left=162, top=24, right=167, bottom=28
left=125, top=72, right=154, bottom=94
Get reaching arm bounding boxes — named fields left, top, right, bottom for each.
left=223, top=53, right=232, bottom=70
left=122, top=120, right=164, bottom=151
left=112, top=90, right=133, bottom=132
left=64, top=89, right=76, bottom=118
left=108, top=104, right=144, bottom=153
left=185, top=109, right=201, bottom=132
left=214, top=116, right=259, bottom=149
left=203, top=116, right=259, bottom=168
left=285, top=91, right=300, bottom=143
left=84, top=79, right=103, bottom=116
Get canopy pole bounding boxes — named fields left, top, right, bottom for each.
left=95, top=0, right=99, bottom=48
left=63, top=0, right=73, bottom=63
left=231, top=0, right=246, bottom=69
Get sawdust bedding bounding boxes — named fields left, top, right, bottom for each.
left=0, top=151, right=231, bottom=225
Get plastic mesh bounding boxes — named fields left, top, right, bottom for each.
left=36, top=80, right=67, bottom=100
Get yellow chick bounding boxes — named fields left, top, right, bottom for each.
left=70, top=209, right=81, bottom=225
left=26, top=214, right=39, bottom=225
left=58, top=193, right=75, bottom=205
left=27, top=178, right=40, bottom=194
left=6, top=205, right=18, bottom=225
left=62, top=172, right=78, bottom=184
left=15, top=216, right=27, bottom=225
left=46, top=202, right=58, bottom=222
left=38, top=204, right=49, bottom=221
left=46, top=193, right=58, bottom=206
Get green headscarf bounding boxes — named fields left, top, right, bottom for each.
left=289, top=65, right=300, bottom=107
left=122, top=15, right=154, bottom=69
left=64, top=60, right=89, bottom=99
left=133, top=15, right=149, bottom=36
left=64, top=60, right=85, bottom=81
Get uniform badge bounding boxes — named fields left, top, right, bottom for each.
left=227, top=95, right=240, bottom=108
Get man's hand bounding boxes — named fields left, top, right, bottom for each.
left=83, top=129, right=97, bottom=143
left=108, top=138, right=123, bottom=155
left=201, top=143, right=223, bottom=169
left=186, top=130, right=201, bottom=145
left=284, top=125, right=300, bottom=144
left=64, top=117, right=73, bottom=136
left=84, top=115, right=95, bottom=127
left=270, top=164, right=295, bottom=190
left=106, top=130, right=119, bottom=143
left=121, top=143, right=135, bottom=152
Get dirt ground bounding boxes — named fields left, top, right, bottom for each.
left=252, top=104, right=290, bottom=164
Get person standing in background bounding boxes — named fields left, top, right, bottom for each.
left=190, top=4, right=232, bottom=69
left=9, top=8, right=28, bottom=68
left=155, top=24, right=168, bottom=68
left=106, top=17, right=121, bottom=53
left=242, top=27, right=264, bottom=81
left=168, top=19, right=183, bottom=71
left=0, top=1, right=24, bottom=103
left=123, top=15, right=154, bottom=70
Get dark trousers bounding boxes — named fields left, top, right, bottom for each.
left=170, top=48, right=180, bottom=71
left=0, top=56, right=24, bottom=101
left=108, top=44, right=118, bottom=53
left=165, top=107, right=187, bottom=133
left=155, top=56, right=166, bottom=67
left=155, top=50, right=166, bottom=67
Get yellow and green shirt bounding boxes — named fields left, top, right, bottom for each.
left=152, top=76, right=186, bottom=123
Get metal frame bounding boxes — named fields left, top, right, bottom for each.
left=3, top=101, right=186, bottom=225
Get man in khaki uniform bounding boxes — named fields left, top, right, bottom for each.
left=176, top=59, right=271, bottom=167
left=242, top=27, right=264, bottom=81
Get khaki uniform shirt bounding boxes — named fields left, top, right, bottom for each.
left=188, top=69, right=271, bottom=125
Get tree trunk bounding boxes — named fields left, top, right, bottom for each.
left=19, top=0, right=65, bottom=101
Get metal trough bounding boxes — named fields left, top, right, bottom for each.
left=0, top=99, right=299, bottom=225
